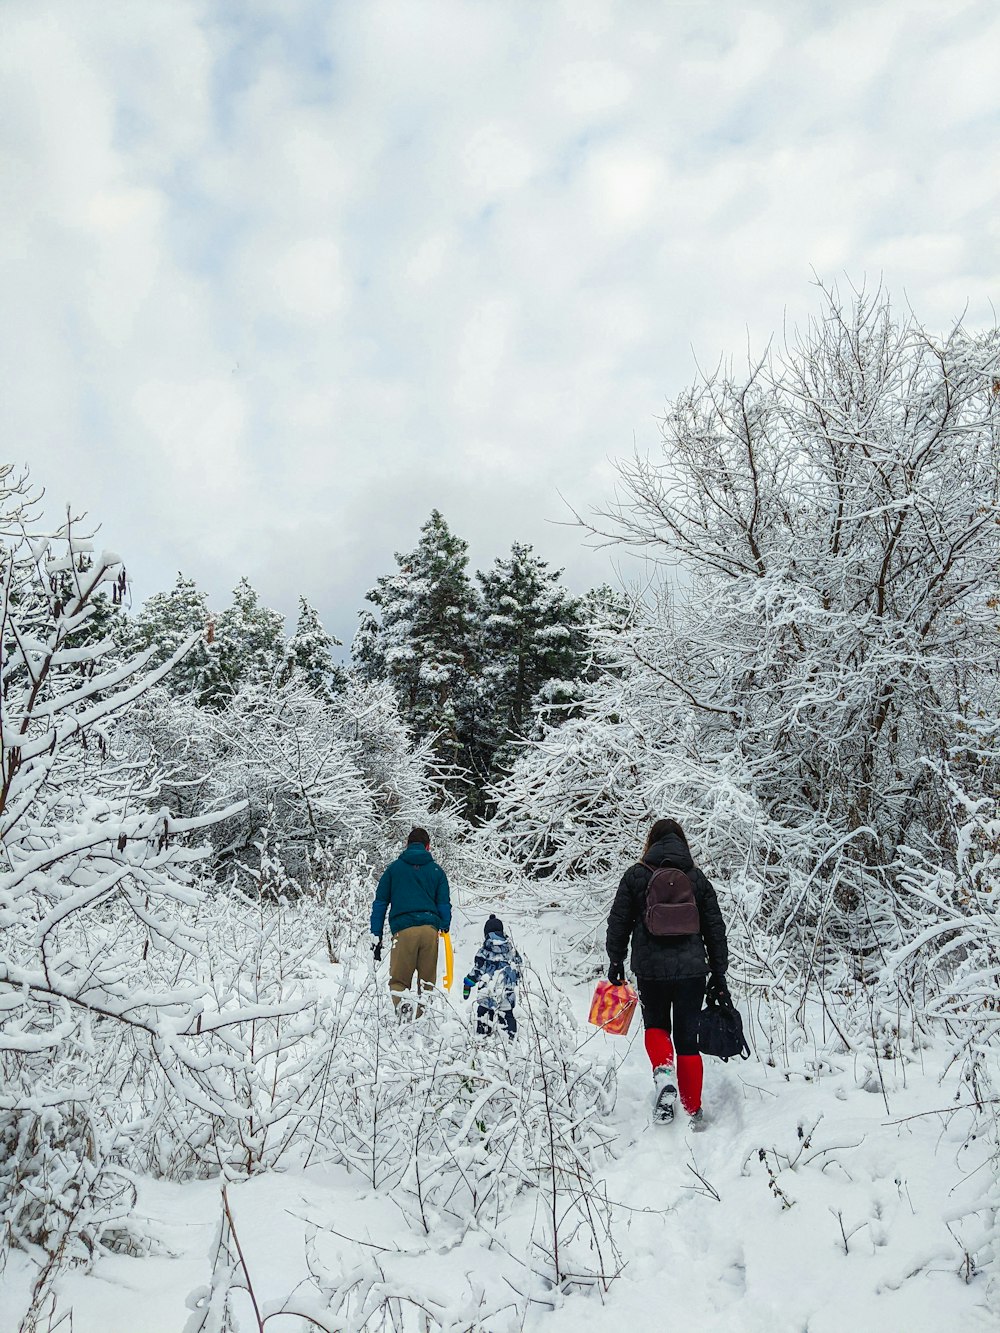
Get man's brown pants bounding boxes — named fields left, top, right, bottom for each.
left=388, top=925, right=439, bottom=1010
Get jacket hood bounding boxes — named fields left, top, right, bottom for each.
left=401, top=845, right=434, bottom=866
left=644, top=834, right=693, bottom=871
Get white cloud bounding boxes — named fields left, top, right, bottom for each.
left=553, top=61, right=633, bottom=117
left=1, top=0, right=998, bottom=641
left=268, top=236, right=346, bottom=323
left=463, top=123, right=537, bottom=200
left=585, top=145, right=665, bottom=232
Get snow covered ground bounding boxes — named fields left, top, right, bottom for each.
left=3, top=906, right=996, bottom=1333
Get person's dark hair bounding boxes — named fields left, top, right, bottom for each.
left=407, top=826, right=431, bottom=847
left=643, top=818, right=688, bottom=856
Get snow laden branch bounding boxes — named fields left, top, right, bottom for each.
left=468, top=287, right=1000, bottom=1296
left=120, top=674, right=467, bottom=888
left=479, top=284, right=1000, bottom=1089
left=0, top=481, right=316, bottom=1273
left=183, top=951, right=620, bottom=1332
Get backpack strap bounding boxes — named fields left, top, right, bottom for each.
left=641, top=860, right=696, bottom=878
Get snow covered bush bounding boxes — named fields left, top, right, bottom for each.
left=884, top=763, right=1000, bottom=1089
left=301, top=841, right=375, bottom=964
left=0, top=478, right=326, bottom=1293
left=311, top=959, right=617, bottom=1256
left=478, top=285, right=1000, bottom=1057
left=184, top=953, right=621, bottom=1331
left=118, top=674, right=465, bottom=887
left=189, top=906, right=332, bottom=1178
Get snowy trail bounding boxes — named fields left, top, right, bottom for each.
left=7, top=903, right=995, bottom=1332
left=456, top=903, right=996, bottom=1332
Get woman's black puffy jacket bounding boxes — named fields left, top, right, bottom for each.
left=606, top=833, right=728, bottom=981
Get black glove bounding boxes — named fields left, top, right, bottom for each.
left=706, top=973, right=731, bottom=1006
left=608, top=960, right=626, bottom=986
left=372, top=938, right=383, bottom=963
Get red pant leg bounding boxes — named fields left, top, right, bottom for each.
left=677, top=1054, right=703, bottom=1113
left=644, top=1028, right=674, bottom=1069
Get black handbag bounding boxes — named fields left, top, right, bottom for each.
left=697, top=992, right=751, bottom=1061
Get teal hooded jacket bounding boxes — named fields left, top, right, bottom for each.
left=370, top=844, right=452, bottom=936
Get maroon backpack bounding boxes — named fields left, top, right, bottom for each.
left=641, top=861, right=700, bottom=936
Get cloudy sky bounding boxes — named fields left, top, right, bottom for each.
left=2, top=0, right=998, bottom=648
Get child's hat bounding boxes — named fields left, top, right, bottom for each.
left=484, top=914, right=504, bottom=937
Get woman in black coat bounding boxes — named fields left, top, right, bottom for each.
left=606, top=817, right=729, bottom=1126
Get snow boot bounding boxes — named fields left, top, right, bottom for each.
left=689, top=1108, right=706, bottom=1132
left=652, top=1065, right=677, bottom=1124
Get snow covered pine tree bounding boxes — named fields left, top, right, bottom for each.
left=472, top=541, right=589, bottom=796
left=354, top=509, right=480, bottom=793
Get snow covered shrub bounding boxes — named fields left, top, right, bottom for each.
left=180, top=884, right=336, bottom=1178
left=120, top=678, right=376, bottom=883
left=0, top=485, right=217, bottom=1253
left=481, top=287, right=1000, bottom=1014
left=885, top=769, right=1000, bottom=1093
left=0, top=479, right=324, bottom=1289
left=119, top=674, right=466, bottom=888
left=300, top=842, right=375, bottom=963
left=322, top=962, right=618, bottom=1283
left=1, top=1099, right=123, bottom=1263
left=513, top=967, right=621, bottom=1293
left=97, top=838, right=370, bottom=1185
left=184, top=954, right=621, bottom=1331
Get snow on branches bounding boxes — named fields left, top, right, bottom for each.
left=0, top=480, right=315, bottom=1275
left=481, top=286, right=1000, bottom=1063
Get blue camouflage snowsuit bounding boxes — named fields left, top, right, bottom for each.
left=463, top=928, right=522, bottom=1038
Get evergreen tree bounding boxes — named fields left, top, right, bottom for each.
left=354, top=510, right=480, bottom=769
left=126, top=572, right=222, bottom=702
left=55, top=579, right=129, bottom=690
left=83, top=589, right=128, bottom=648
left=352, top=607, right=384, bottom=683
left=578, top=583, right=634, bottom=636
left=213, top=576, right=286, bottom=700
left=279, top=596, right=345, bottom=700
left=475, top=542, right=589, bottom=778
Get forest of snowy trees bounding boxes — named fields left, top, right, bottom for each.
left=2, top=287, right=999, bottom=1329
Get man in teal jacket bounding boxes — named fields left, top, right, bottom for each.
left=370, top=826, right=451, bottom=1010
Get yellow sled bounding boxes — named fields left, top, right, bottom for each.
left=440, top=931, right=454, bottom=991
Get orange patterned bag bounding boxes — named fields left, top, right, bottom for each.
left=587, top=979, right=638, bottom=1035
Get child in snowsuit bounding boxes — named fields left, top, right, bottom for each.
left=463, top=915, right=522, bottom=1039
